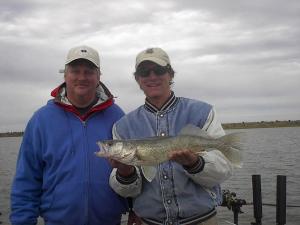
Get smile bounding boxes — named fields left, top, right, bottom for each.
left=146, top=83, right=160, bottom=87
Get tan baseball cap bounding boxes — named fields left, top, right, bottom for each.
left=65, top=45, right=100, bottom=68
left=135, top=47, right=170, bottom=68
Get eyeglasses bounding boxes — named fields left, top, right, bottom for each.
left=135, top=65, right=168, bottom=78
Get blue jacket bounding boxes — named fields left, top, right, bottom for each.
left=10, top=83, right=128, bottom=225
left=110, top=92, right=233, bottom=224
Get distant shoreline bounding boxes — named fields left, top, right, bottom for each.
left=222, top=120, right=300, bottom=129
left=1, top=120, right=299, bottom=137
left=0, top=131, right=24, bottom=137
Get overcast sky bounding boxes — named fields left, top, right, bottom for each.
left=1, top=0, right=299, bottom=132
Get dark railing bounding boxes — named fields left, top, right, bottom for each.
left=252, top=174, right=262, bottom=225
left=222, top=174, right=299, bottom=225
left=276, top=175, right=286, bottom=225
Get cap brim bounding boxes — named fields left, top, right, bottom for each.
left=65, top=57, right=99, bottom=68
left=136, top=57, right=168, bottom=68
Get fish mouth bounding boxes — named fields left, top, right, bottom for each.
left=95, top=141, right=109, bottom=157
left=99, top=142, right=108, bottom=152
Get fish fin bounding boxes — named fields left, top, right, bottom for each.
left=141, top=166, right=157, bottom=182
left=218, top=132, right=246, bottom=168
left=179, top=124, right=210, bottom=138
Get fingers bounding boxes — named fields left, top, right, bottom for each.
left=108, top=158, right=118, bottom=168
left=168, top=149, right=199, bottom=167
left=108, top=158, right=135, bottom=176
left=168, top=149, right=194, bottom=159
left=108, top=158, right=126, bottom=169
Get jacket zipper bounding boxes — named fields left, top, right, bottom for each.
left=82, top=120, right=89, bottom=223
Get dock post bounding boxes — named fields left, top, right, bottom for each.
left=276, top=175, right=286, bottom=225
left=252, top=174, right=262, bottom=225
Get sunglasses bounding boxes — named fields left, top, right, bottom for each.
left=135, top=65, right=168, bottom=78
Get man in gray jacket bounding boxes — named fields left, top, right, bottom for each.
left=109, top=47, right=233, bottom=225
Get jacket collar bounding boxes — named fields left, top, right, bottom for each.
left=144, top=91, right=178, bottom=114
left=50, top=82, right=114, bottom=121
left=51, top=82, right=113, bottom=105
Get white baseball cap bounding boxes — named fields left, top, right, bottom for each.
left=65, top=45, right=100, bottom=68
left=135, top=47, right=170, bottom=68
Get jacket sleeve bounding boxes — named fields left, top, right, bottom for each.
left=185, top=107, right=234, bottom=187
left=10, top=117, right=43, bottom=225
left=109, top=167, right=142, bottom=198
left=109, top=124, right=143, bottom=197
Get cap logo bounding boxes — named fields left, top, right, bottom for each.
left=146, top=48, right=154, bottom=54
left=81, top=49, right=87, bottom=53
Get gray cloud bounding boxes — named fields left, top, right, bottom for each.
left=0, top=0, right=299, bottom=132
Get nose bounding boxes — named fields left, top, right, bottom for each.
left=77, top=71, right=88, bottom=79
left=148, top=70, right=157, bottom=79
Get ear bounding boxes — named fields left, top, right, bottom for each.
left=97, top=70, right=101, bottom=81
left=64, top=66, right=68, bottom=79
left=134, top=75, right=139, bottom=82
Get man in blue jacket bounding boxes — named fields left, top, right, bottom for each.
left=10, top=45, right=128, bottom=225
left=109, top=47, right=233, bottom=225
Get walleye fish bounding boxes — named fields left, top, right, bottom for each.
left=95, top=124, right=244, bottom=168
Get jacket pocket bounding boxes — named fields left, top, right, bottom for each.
left=43, top=181, right=85, bottom=224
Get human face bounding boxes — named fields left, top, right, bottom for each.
left=135, top=62, right=172, bottom=106
left=64, top=59, right=100, bottom=107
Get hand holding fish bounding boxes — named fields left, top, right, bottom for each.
left=108, top=158, right=135, bottom=177
left=168, top=149, right=199, bottom=167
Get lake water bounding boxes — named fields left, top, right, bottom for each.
left=0, top=127, right=299, bottom=225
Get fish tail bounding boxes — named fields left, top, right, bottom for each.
left=218, top=132, right=246, bottom=168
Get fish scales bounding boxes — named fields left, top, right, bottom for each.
left=139, top=136, right=218, bottom=162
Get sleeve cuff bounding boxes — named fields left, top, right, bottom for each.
left=183, top=156, right=205, bottom=174
left=116, top=167, right=138, bottom=184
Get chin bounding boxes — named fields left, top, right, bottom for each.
left=146, top=93, right=162, bottom=99
left=144, top=88, right=160, bottom=95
